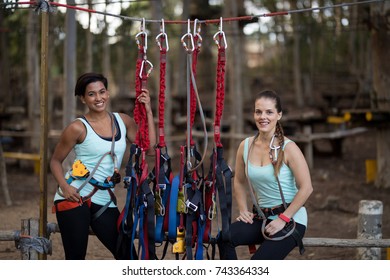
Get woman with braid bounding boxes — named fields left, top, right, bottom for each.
left=220, top=90, right=313, bottom=260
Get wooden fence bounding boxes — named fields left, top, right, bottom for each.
left=0, top=200, right=388, bottom=260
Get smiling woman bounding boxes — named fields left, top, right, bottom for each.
left=49, top=72, right=156, bottom=260
left=220, top=90, right=313, bottom=260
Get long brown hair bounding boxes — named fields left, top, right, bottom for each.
left=252, top=90, right=285, bottom=176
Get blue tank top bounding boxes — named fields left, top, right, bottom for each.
left=54, top=112, right=127, bottom=207
left=244, top=137, right=307, bottom=226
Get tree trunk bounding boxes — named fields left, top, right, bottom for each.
left=63, top=0, right=77, bottom=171
left=63, top=0, right=77, bottom=127
left=292, top=2, right=303, bottom=108
left=371, top=2, right=390, bottom=188
left=103, top=1, right=113, bottom=111
left=26, top=9, right=40, bottom=152
left=0, top=10, right=11, bottom=108
left=86, top=0, right=93, bottom=72
left=226, top=0, right=245, bottom=166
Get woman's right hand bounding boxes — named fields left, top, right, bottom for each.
left=60, top=184, right=81, bottom=202
left=236, top=210, right=254, bottom=224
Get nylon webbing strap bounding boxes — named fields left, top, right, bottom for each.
left=156, top=28, right=168, bottom=148
left=189, top=33, right=201, bottom=146
left=215, top=147, right=232, bottom=241
left=214, top=35, right=226, bottom=148
left=134, top=26, right=153, bottom=150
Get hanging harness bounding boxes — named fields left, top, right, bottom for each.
left=116, top=18, right=233, bottom=261
left=53, top=113, right=121, bottom=222
left=168, top=19, right=209, bottom=260
left=150, top=21, right=176, bottom=259
left=203, top=19, right=233, bottom=260
left=117, top=19, right=155, bottom=260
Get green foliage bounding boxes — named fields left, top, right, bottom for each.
left=0, top=0, right=378, bottom=110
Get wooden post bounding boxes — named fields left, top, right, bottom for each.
left=20, top=218, right=39, bottom=260
left=357, top=200, right=383, bottom=259
left=0, top=142, right=12, bottom=206
left=39, top=4, right=49, bottom=260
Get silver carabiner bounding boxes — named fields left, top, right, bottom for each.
left=269, top=134, right=281, bottom=162
left=213, top=17, right=227, bottom=49
left=139, top=59, right=154, bottom=78
left=181, top=19, right=194, bottom=52
left=156, top=19, right=169, bottom=51
left=135, top=18, right=148, bottom=52
left=193, top=18, right=202, bottom=49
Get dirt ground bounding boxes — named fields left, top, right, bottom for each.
left=1, top=130, right=389, bottom=260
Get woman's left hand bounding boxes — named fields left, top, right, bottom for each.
left=264, top=218, right=286, bottom=236
left=137, top=89, right=152, bottom=113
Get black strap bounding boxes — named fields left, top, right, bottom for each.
left=140, top=178, right=156, bottom=259
left=215, top=147, right=232, bottom=242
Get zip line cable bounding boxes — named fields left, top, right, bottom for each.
left=2, top=0, right=387, bottom=26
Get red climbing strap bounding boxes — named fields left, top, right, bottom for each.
left=213, top=19, right=227, bottom=148
left=132, top=20, right=155, bottom=260
left=189, top=27, right=202, bottom=147
left=134, top=21, right=153, bottom=150
left=156, top=20, right=169, bottom=148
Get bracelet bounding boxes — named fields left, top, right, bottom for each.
left=279, top=213, right=290, bottom=223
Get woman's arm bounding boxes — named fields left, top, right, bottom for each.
left=50, top=120, right=85, bottom=201
left=234, top=139, right=254, bottom=224
left=282, top=140, right=313, bottom=219
left=264, top=140, right=313, bottom=236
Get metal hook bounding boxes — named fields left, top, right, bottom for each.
left=269, top=134, right=281, bottom=162
left=181, top=19, right=194, bottom=52
left=193, top=18, right=203, bottom=48
left=139, top=59, right=154, bottom=79
left=193, top=19, right=201, bottom=36
left=160, top=18, right=165, bottom=33
left=213, top=17, right=228, bottom=49
left=156, top=19, right=169, bottom=51
left=135, top=18, right=148, bottom=52
left=141, top=18, right=145, bottom=32
left=187, top=18, right=191, bottom=34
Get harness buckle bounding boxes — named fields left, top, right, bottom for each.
left=158, top=183, right=167, bottom=191
left=185, top=199, right=198, bottom=213
left=123, top=176, right=131, bottom=186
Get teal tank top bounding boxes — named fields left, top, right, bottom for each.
left=54, top=112, right=127, bottom=207
left=244, top=137, right=307, bottom=227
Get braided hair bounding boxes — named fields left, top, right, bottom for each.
left=253, top=90, right=285, bottom=176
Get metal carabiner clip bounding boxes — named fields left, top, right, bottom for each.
left=135, top=18, right=148, bottom=52
left=156, top=19, right=169, bottom=51
left=213, top=17, right=227, bottom=49
left=181, top=19, right=194, bottom=52
left=193, top=18, right=202, bottom=49
left=139, top=59, right=154, bottom=78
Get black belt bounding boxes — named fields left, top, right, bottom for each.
left=253, top=203, right=290, bottom=218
